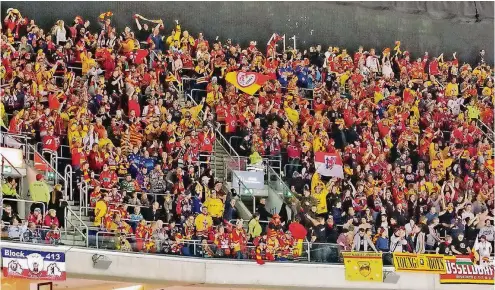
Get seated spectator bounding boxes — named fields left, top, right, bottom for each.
left=8, top=218, right=24, bottom=240
left=22, top=221, right=41, bottom=243
left=43, top=209, right=60, bottom=228
left=45, top=224, right=61, bottom=245
left=1, top=204, right=20, bottom=224
left=27, top=208, right=43, bottom=226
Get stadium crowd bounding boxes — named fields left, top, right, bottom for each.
left=0, top=8, right=494, bottom=264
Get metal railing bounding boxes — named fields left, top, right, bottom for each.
left=65, top=206, right=89, bottom=247
left=28, top=143, right=69, bottom=200
left=0, top=198, right=45, bottom=220
left=0, top=132, right=31, bottom=158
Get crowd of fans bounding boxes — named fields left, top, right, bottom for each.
left=0, top=8, right=494, bottom=264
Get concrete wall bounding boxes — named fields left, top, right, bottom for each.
left=2, top=2, right=493, bottom=64
left=2, top=242, right=493, bottom=290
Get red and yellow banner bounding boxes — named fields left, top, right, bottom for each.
left=440, top=256, right=494, bottom=284
left=342, top=252, right=383, bottom=282
left=225, top=71, right=271, bottom=95
left=393, top=252, right=446, bottom=273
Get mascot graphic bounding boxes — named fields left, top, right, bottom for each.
left=26, top=253, right=44, bottom=276
left=7, top=259, right=23, bottom=275
left=46, top=263, right=62, bottom=277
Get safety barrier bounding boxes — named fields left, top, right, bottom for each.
left=0, top=198, right=45, bottom=220
left=65, top=206, right=89, bottom=247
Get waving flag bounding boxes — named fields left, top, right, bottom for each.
left=225, top=71, right=271, bottom=95
left=314, top=151, right=344, bottom=178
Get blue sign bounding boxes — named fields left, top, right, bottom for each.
left=2, top=247, right=66, bottom=280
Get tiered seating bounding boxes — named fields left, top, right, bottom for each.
left=1, top=8, right=493, bottom=264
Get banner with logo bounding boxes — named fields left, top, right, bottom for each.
left=232, top=170, right=264, bottom=190
left=440, top=256, right=494, bottom=284
left=314, top=151, right=344, bottom=178
left=225, top=71, right=271, bottom=95
left=393, top=252, right=446, bottom=273
left=1, top=248, right=66, bottom=280
left=342, top=252, right=383, bottom=282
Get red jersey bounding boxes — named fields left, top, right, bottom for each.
left=224, top=114, right=237, bottom=133
left=99, top=170, right=117, bottom=188
left=198, top=132, right=215, bottom=152
left=42, top=135, right=60, bottom=152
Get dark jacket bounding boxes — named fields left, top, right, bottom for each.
left=256, top=203, right=272, bottom=222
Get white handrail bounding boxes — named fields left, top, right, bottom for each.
left=64, top=164, right=73, bottom=200
left=65, top=206, right=89, bottom=247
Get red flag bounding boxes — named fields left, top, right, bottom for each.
left=48, top=92, right=61, bottom=110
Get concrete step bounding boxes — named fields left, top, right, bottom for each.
left=61, top=239, right=87, bottom=247
left=63, top=232, right=85, bottom=241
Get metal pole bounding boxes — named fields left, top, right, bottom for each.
left=283, top=34, right=286, bottom=52
left=307, top=241, right=311, bottom=262
left=252, top=196, right=256, bottom=214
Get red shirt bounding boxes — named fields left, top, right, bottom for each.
left=225, top=114, right=237, bottom=133
left=99, top=170, right=117, bottom=188
left=71, top=147, right=86, bottom=167
left=429, top=59, right=439, bottom=75
left=42, top=135, right=60, bottom=152
left=287, top=144, right=301, bottom=159
left=128, top=100, right=141, bottom=117
left=43, top=215, right=60, bottom=227
left=198, top=132, right=215, bottom=152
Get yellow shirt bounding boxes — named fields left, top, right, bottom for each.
left=80, top=52, right=96, bottom=75
left=194, top=213, right=213, bottom=232
left=204, top=198, right=224, bottom=218
left=467, top=105, right=480, bottom=120
left=94, top=200, right=107, bottom=226
left=98, top=138, right=114, bottom=148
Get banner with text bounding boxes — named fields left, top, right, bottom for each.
left=342, top=252, right=383, bottom=282
left=1, top=248, right=66, bottom=280
left=393, top=252, right=446, bottom=273
left=440, top=256, right=494, bottom=284
left=232, top=170, right=264, bottom=190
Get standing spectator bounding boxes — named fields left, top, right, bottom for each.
left=337, top=228, right=352, bottom=252
left=256, top=198, right=272, bottom=223
left=390, top=227, right=408, bottom=253
left=375, top=227, right=390, bottom=252
left=29, top=174, right=50, bottom=214
left=248, top=213, right=262, bottom=241
left=352, top=227, right=378, bottom=252
left=436, top=235, right=454, bottom=255
left=310, top=216, right=328, bottom=262
left=451, top=233, right=470, bottom=255
left=48, top=184, right=65, bottom=229
left=474, top=235, right=492, bottom=265
left=478, top=220, right=494, bottom=243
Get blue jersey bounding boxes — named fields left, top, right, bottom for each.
left=140, top=157, right=156, bottom=172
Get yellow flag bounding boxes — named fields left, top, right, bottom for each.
left=342, top=252, right=383, bottom=282
left=284, top=106, right=299, bottom=124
